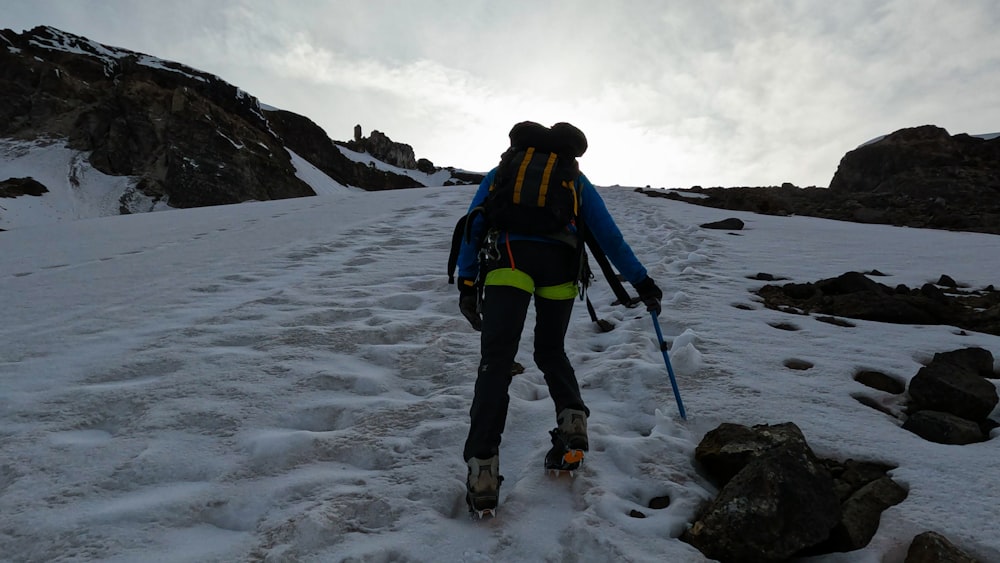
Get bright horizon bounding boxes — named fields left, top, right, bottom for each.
left=4, top=1, right=1000, bottom=188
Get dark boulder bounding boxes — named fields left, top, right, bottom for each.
left=826, top=476, right=909, bottom=552
left=0, top=177, right=48, bottom=197
left=902, top=410, right=987, bottom=445
left=701, top=218, right=745, bottom=230
left=684, top=445, right=841, bottom=562
left=694, top=422, right=809, bottom=486
left=686, top=423, right=906, bottom=561
left=905, top=531, right=980, bottom=563
left=908, top=349, right=998, bottom=422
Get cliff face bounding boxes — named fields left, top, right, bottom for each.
left=1, top=26, right=317, bottom=209
left=346, top=127, right=418, bottom=170
left=0, top=26, right=461, bottom=216
left=829, top=125, right=1000, bottom=199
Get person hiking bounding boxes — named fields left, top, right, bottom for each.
left=454, top=121, right=663, bottom=516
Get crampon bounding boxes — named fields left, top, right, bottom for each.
left=466, top=456, right=502, bottom=520
left=544, top=429, right=585, bottom=476
left=466, top=489, right=500, bottom=520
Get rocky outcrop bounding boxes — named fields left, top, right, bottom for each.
left=264, top=111, right=423, bottom=190
left=1, top=26, right=315, bottom=208
left=0, top=26, right=471, bottom=219
left=637, top=126, right=1000, bottom=236
left=755, top=271, right=1000, bottom=336
left=344, top=127, right=418, bottom=170
left=830, top=125, right=1000, bottom=198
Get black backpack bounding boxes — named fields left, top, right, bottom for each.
left=483, top=121, right=586, bottom=236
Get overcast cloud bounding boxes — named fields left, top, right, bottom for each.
left=5, top=0, right=1000, bottom=188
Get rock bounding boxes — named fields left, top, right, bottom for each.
left=694, top=422, right=809, bottom=486
left=683, top=445, right=841, bottom=562
left=700, top=218, right=745, bottom=230
left=416, top=158, right=436, bottom=174
left=0, top=177, right=48, bottom=197
left=345, top=129, right=418, bottom=170
left=687, top=423, right=906, bottom=561
left=825, top=477, right=909, bottom=551
left=902, top=410, right=987, bottom=445
left=931, top=347, right=996, bottom=379
left=908, top=357, right=998, bottom=421
left=905, top=531, right=979, bottom=563
left=827, top=459, right=899, bottom=502
left=816, top=271, right=886, bottom=296
left=937, top=275, right=959, bottom=288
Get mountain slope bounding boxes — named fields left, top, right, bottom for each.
left=1, top=184, right=998, bottom=561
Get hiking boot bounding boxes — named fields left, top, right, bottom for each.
left=466, top=455, right=502, bottom=515
left=545, top=429, right=585, bottom=473
left=556, top=408, right=588, bottom=451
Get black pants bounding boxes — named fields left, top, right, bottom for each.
left=463, top=240, right=590, bottom=461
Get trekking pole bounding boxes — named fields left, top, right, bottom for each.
left=650, top=311, right=687, bottom=420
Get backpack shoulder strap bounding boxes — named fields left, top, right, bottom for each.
left=447, top=215, right=468, bottom=284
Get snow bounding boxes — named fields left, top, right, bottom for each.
left=337, top=144, right=455, bottom=187
left=287, top=149, right=354, bottom=195
left=0, top=140, right=360, bottom=229
left=1, top=174, right=999, bottom=561
left=0, top=139, right=168, bottom=229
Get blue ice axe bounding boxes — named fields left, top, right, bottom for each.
left=650, top=311, right=687, bottom=420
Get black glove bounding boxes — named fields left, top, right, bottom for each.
left=458, top=278, right=482, bottom=331
left=634, top=276, right=663, bottom=314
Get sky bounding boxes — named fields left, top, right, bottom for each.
left=1, top=139, right=999, bottom=561
left=5, top=0, right=1000, bottom=188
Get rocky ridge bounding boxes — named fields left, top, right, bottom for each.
left=0, top=26, right=474, bottom=222
left=639, top=125, right=1000, bottom=236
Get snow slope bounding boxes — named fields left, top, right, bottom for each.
left=1, top=181, right=998, bottom=562
left=0, top=138, right=453, bottom=229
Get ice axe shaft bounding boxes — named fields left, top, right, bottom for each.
left=650, top=311, right=687, bottom=420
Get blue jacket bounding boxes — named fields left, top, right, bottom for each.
left=456, top=168, right=648, bottom=285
